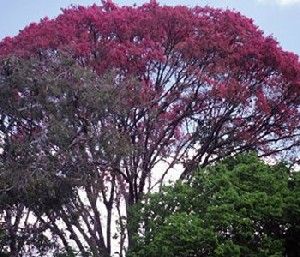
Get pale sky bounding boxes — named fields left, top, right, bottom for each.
left=0, top=0, right=299, bottom=55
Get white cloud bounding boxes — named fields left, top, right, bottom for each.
left=258, top=0, right=300, bottom=5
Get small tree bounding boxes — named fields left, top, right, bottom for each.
left=131, top=153, right=300, bottom=257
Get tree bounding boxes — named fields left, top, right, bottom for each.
left=131, top=153, right=300, bottom=257
left=0, top=1, right=299, bottom=255
left=0, top=55, right=130, bottom=257
left=284, top=169, right=300, bottom=257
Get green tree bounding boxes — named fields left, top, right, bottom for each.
left=131, top=153, right=299, bottom=257
left=0, top=55, right=121, bottom=256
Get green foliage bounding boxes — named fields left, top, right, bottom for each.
left=54, top=248, right=80, bottom=257
left=130, top=153, right=299, bottom=257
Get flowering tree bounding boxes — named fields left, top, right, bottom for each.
left=0, top=1, right=299, bottom=256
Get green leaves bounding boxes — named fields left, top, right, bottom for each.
left=131, top=153, right=299, bottom=257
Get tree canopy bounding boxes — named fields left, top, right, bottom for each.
left=131, top=153, right=300, bottom=257
left=0, top=1, right=299, bottom=256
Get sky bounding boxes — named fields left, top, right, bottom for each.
left=0, top=0, right=299, bottom=55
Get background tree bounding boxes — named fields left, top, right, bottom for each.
left=131, top=153, right=300, bottom=257
left=0, top=55, right=128, bottom=257
left=0, top=1, right=299, bottom=255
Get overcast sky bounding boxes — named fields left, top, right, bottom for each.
left=0, top=0, right=299, bottom=55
